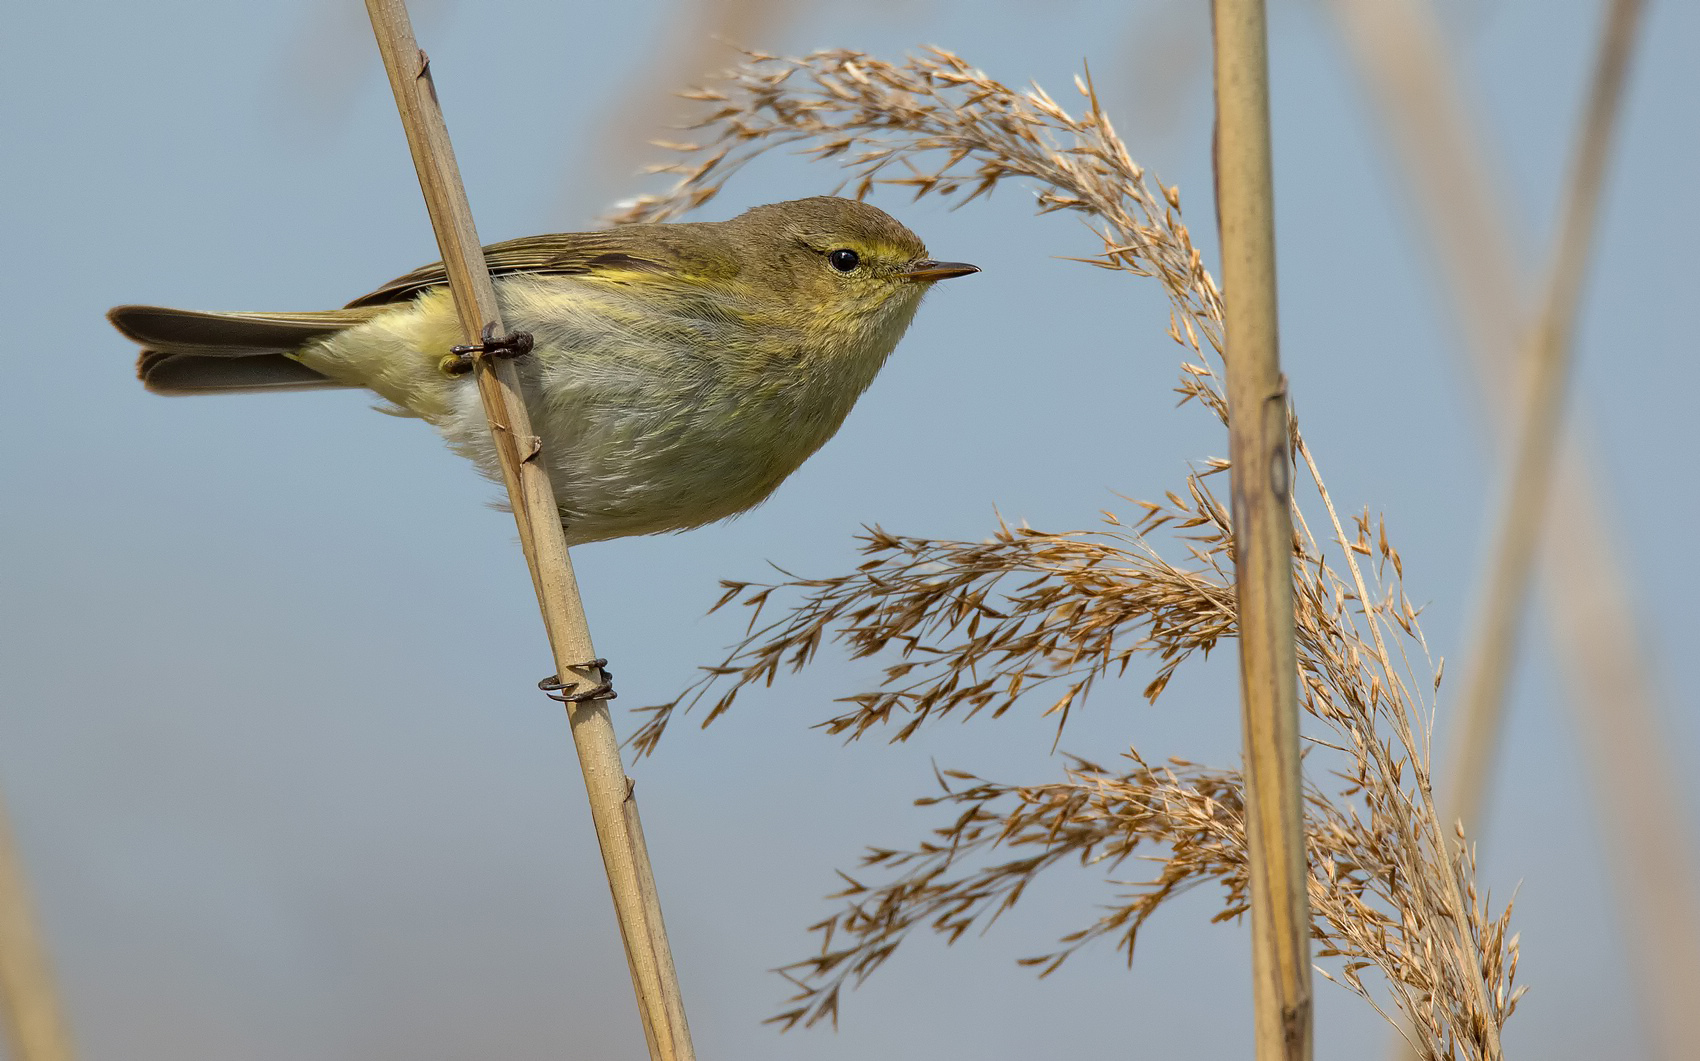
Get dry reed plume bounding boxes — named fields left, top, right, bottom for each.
left=616, top=48, right=1519, bottom=1058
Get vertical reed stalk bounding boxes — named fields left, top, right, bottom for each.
left=0, top=791, right=74, bottom=1061
left=362, top=4, right=695, bottom=1058
left=1211, top=3, right=1313, bottom=1057
left=1540, top=449, right=1700, bottom=1059
left=1326, top=2, right=1700, bottom=1058
left=1444, top=0, right=1645, bottom=847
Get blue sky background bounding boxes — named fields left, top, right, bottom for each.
left=2, top=0, right=1696, bottom=1058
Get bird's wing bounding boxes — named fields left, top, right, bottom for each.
left=345, top=230, right=687, bottom=308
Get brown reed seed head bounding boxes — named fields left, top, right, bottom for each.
left=620, top=48, right=1520, bottom=1059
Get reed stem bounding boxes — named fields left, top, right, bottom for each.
left=1211, top=3, right=1313, bottom=1057
left=362, top=5, right=695, bottom=1058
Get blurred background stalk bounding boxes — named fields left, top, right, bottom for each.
left=0, top=787, right=75, bottom=1061
left=1443, top=0, right=1645, bottom=874
left=1325, top=1, right=1700, bottom=1058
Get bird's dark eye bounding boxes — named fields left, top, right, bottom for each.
left=828, top=248, right=860, bottom=272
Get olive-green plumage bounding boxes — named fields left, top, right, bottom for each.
left=110, top=197, right=977, bottom=544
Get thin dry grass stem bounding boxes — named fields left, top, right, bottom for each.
left=0, top=790, right=75, bottom=1061
left=1326, top=4, right=1700, bottom=1059
left=363, top=5, right=695, bottom=1059
left=620, top=48, right=1517, bottom=1058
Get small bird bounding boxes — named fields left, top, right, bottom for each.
left=111, top=197, right=977, bottom=544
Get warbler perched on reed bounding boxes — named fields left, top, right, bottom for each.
left=110, top=196, right=977, bottom=544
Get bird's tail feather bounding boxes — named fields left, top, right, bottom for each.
left=111, top=305, right=383, bottom=395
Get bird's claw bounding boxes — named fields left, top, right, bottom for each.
left=539, top=659, right=616, bottom=703
left=441, top=323, right=535, bottom=375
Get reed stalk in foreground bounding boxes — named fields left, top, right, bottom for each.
left=615, top=48, right=1517, bottom=1059
left=1211, top=2, right=1312, bottom=1055
left=363, top=4, right=695, bottom=1059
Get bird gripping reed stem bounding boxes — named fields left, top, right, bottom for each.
left=362, top=4, right=695, bottom=1059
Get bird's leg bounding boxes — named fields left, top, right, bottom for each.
left=439, top=323, right=536, bottom=376
left=538, top=659, right=617, bottom=703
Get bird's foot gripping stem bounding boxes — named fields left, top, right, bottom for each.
left=539, top=659, right=616, bottom=704
left=440, top=324, right=535, bottom=376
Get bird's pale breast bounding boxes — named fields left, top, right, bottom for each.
left=302, top=274, right=919, bottom=544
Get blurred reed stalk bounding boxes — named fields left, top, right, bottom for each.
left=1325, top=2, right=1700, bottom=1059
left=1444, top=0, right=1646, bottom=869
left=1211, top=2, right=1313, bottom=1057
left=0, top=791, right=74, bottom=1061
left=578, top=0, right=797, bottom=219
left=361, top=4, right=695, bottom=1059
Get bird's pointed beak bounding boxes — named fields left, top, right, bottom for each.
left=901, top=260, right=981, bottom=282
